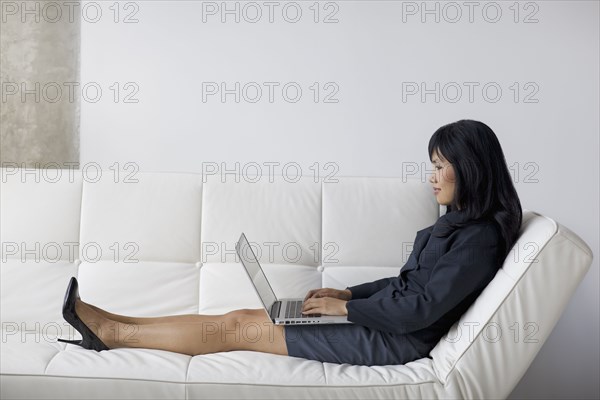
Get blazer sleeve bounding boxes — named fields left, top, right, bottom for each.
left=344, top=229, right=428, bottom=299
left=345, top=223, right=501, bottom=335
left=345, top=277, right=395, bottom=299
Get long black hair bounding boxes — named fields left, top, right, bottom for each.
left=428, top=119, right=522, bottom=260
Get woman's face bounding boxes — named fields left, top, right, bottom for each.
left=429, top=150, right=457, bottom=208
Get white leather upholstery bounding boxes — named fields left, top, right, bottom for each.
left=80, top=171, right=203, bottom=264
left=201, top=174, right=322, bottom=266
left=198, top=263, right=322, bottom=315
left=0, top=168, right=593, bottom=399
left=1, top=169, right=82, bottom=262
left=322, top=177, right=439, bottom=267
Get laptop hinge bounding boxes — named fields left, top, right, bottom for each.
left=270, top=301, right=281, bottom=319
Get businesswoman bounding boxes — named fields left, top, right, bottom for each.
left=58, top=119, right=522, bottom=366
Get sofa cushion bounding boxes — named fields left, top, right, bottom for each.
left=80, top=172, right=203, bottom=264
left=1, top=329, right=444, bottom=398
left=200, top=174, right=322, bottom=266
left=322, top=177, right=439, bottom=267
left=77, top=260, right=201, bottom=320
left=198, top=263, right=321, bottom=314
left=0, top=260, right=78, bottom=334
left=0, top=168, right=82, bottom=262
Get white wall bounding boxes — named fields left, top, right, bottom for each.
left=80, top=1, right=599, bottom=398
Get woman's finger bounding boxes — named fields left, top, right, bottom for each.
left=302, top=298, right=318, bottom=313
left=304, top=289, right=317, bottom=301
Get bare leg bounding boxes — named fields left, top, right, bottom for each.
left=80, top=300, right=214, bottom=325
left=74, top=300, right=288, bottom=357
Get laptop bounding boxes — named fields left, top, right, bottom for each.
left=235, top=232, right=353, bottom=325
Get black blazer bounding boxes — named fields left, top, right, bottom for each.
left=345, top=210, right=503, bottom=355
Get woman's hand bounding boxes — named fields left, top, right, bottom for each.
left=301, top=288, right=352, bottom=316
left=302, top=297, right=349, bottom=316
left=303, top=288, right=352, bottom=302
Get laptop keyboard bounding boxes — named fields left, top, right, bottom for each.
left=285, top=300, right=321, bottom=318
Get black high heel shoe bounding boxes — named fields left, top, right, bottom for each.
left=57, top=277, right=110, bottom=351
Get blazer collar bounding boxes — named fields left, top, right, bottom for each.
left=432, top=210, right=472, bottom=235
left=443, top=210, right=470, bottom=223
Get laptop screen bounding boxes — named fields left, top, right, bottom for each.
left=235, top=233, right=277, bottom=313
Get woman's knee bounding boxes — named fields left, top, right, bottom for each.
left=222, top=311, right=264, bottom=336
left=224, top=313, right=278, bottom=350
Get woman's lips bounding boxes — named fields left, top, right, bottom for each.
left=433, top=189, right=441, bottom=194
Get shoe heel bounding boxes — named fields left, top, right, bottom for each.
left=60, top=277, right=110, bottom=351
left=57, top=338, right=82, bottom=345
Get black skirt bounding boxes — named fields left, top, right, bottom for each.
left=284, top=323, right=423, bottom=366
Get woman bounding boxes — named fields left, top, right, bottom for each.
left=58, top=119, right=522, bottom=366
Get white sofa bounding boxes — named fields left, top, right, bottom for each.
left=0, top=168, right=594, bottom=399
